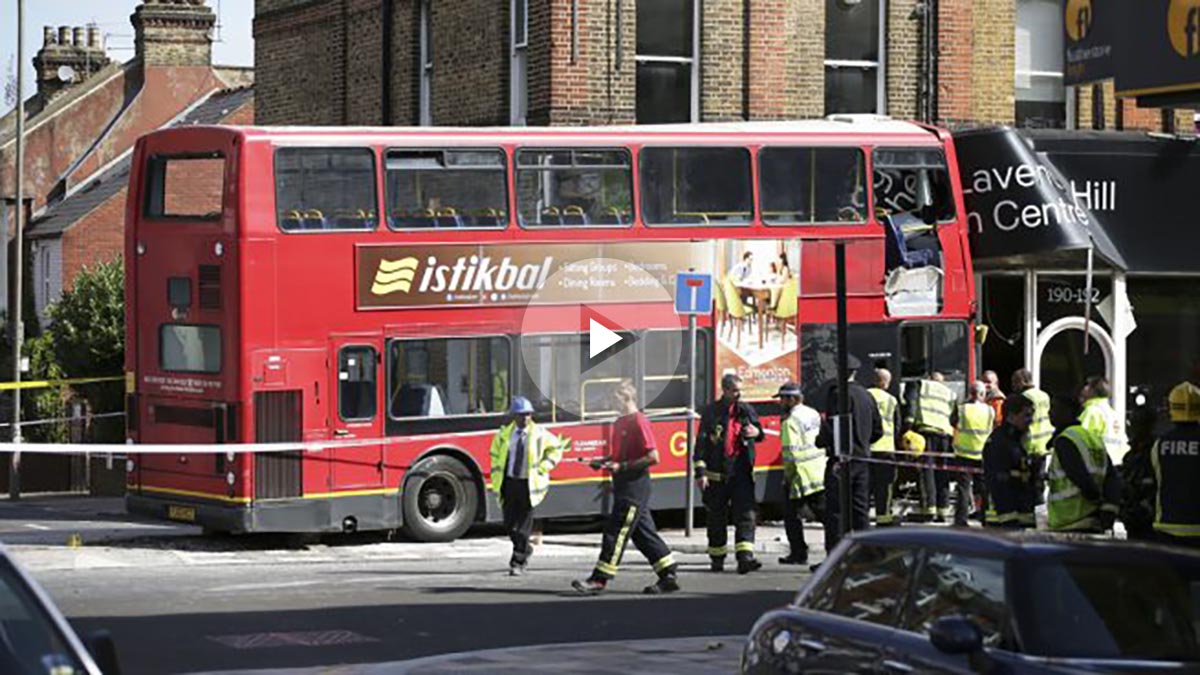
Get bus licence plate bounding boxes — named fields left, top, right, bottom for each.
left=167, top=505, right=196, bottom=522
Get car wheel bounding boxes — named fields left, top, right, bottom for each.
left=401, top=455, right=478, bottom=543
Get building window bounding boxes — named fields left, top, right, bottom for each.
left=419, top=0, right=433, bottom=126
left=824, top=0, right=886, bottom=115
left=510, top=0, right=528, bottom=125
left=1015, top=0, right=1066, bottom=128
left=635, top=0, right=698, bottom=123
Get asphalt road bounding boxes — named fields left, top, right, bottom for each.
left=13, top=514, right=804, bottom=674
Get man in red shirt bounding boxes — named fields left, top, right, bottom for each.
left=573, top=379, right=679, bottom=595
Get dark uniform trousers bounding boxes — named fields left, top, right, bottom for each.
left=824, top=459, right=870, bottom=552
left=869, top=452, right=898, bottom=525
left=703, top=465, right=757, bottom=562
left=920, top=432, right=952, bottom=516
left=592, top=474, right=676, bottom=580
left=951, top=457, right=982, bottom=527
left=501, top=478, right=534, bottom=566
left=784, top=492, right=826, bottom=554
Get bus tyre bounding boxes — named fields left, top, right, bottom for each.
left=400, top=455, right=478, bottom=543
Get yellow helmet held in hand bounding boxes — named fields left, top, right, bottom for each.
left=902, top=430, right=926, bottom=455
left=1168, top=382, right=1200, bottom=423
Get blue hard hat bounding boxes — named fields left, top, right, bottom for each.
left=510, top=397, right=535, bottom=415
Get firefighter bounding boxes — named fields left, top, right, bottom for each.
left=867, top=368, right=901, bottom=526
left=1012, top=368, right=1052, bottom=504
left=904, top=371, right=955, bottom=521
left=695, top=373, right=765, bottom=574
left=1079, top=375, right=1129, bottom=466
left=1151, top=382, right=1200, bottom=549
left=1046, top=398, right=1122, bottom=533
left=489, top=397, right=567, bottom=576
left=572, top=380, right=680, bottom=594
left=1120, top=398, right=1159, bottom=541
left=950, top=381, right=994, bottom=526
left=982, top=394, right=1036, bottom=528
left=775, top=382, right=825, bottom=565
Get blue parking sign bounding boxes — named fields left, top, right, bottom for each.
left=675, top=273, right=713, bottom=315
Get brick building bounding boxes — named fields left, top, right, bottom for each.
left=252, top=0, right=1186, bottom=133
left=0, top=0, right=255, bottom=325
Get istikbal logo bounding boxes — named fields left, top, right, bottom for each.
left=371, top=254, right=554, bottom=296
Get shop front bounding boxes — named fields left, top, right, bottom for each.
left=957, top=127, right=1200, bottom=434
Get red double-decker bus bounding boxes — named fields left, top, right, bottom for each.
left=124, top=118, right=976, bottom=540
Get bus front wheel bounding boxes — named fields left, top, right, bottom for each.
left=400, top=455, right=477, bottom=542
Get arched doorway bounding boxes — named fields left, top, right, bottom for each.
left=1035, top=317, right=1115, bottom=425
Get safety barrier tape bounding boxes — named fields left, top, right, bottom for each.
left=0, top=375, right=123, bottom=392
left=840, top=453, right=986, bottom=475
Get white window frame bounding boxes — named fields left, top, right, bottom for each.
left=634, top=0, right=700, bottom=122
left=823, top=0, right=888, bottom=115
left=510, top=0, right=529, bottom=125
left=419, top=0, right=433, bottom=126
left=1014, top=0, right=1066, bottom=127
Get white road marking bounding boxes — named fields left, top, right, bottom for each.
left=23, top=523, right=51, bottom=531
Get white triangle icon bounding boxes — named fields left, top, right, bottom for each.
left=589, top=319, right=622, bottom=358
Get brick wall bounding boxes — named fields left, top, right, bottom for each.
left=887, top=0, right=919, bottom=120
left=545, top=0, right=634, bottom=125
left=61, top=189, right=126, bottom=292
left=429, top=0, right=509, bottom=125
left=701, top=0, right=744, bottom=122
left=1076, top=80, right=1194, bottom=132
left=938, top=0, right=1014, bottom=128
left=255, top=0, right=351, bottom=125
left=132, top=1, right=217, bottom=67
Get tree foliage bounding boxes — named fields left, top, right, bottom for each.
left=46, top=260, right=124, bottom=379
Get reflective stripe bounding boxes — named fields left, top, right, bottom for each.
left=595, top=560, right=618, bottom=576
left=1080, top=398, right=1128, bottom=464
left=603, top=504, right=639, bottom=576
left=953, top=403, right=994, bottom=459
left=1155, top=523, right=1200, bottom=537
left=652, top=554, right=677, bottom=573
left=869, top=388, right=898, bottom=452
left=735, top=541, right=755, bottom=553
left=1023, top=389, right=1052, bottom=456
left=707, top=546, right=728, bottom=557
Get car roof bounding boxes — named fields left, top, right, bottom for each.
left=847, top=527, right=1200, bottom=563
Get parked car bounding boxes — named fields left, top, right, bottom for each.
left=742, top=528, right=1200, bottom=674
left=0, top=546, right=119, bottom=674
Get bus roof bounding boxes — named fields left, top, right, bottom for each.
left=156, top=117, right=946, bottom=145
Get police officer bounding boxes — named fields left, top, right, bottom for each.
left=904, top=371, right=955, bottom=521
left=982, top=394, right=1036, bottom=528
left=816, top=354, right=882, bottom=561
left=1079, top=375, right=1129, bottom=466
left=775, top=382, right=825, bottom=565
left=1151, top=382, right=1200, bottom=549
left=489, top=397, right=567, bottom=576
left=950, top=381, right=994, bottom=526
left=696, top=373, right=765, bottom=574
left=1012, top=368, right=1052, bottom=503
left=1046, top=398, right=1122, bottom=533
left=572, top=380, right=680, bottom=594
left=867, top=368, right=901, bottom=526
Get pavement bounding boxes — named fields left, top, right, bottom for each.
left=0, top=494, right=812, bottom=674
left=189, top=635, right=746, bottom=674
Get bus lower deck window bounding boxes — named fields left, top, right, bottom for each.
left=160, top=324, right=221, bottom=374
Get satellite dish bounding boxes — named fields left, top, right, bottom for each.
left=57, top=65, right=76, bottom=83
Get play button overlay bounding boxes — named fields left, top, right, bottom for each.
left=589, top=318, right=622, bottom=358
left=517, top=256, right=682, bottom=420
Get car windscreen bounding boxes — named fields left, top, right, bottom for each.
left=1016, top=556, right=1200, bottom=661
left=0, top=559, right=89, bottom=674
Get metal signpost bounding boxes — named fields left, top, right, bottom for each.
left=675, top=272, right=713, bottom=538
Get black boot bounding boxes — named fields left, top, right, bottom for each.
left=737, top=558, right=763, bottom=575
left=643, top=575, right=680, bottom=595
left=710, top=557, right=725, bottom=573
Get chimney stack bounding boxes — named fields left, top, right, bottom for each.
left=131, top=0, right=216, bottom=68
left=33, top=24, right=112, bottom=101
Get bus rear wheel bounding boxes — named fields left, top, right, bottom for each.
left=400, top=455, right=477, bottom=543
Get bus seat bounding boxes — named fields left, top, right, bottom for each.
left=302, top=209, right=326, bottom=230
left=475, top=208, right=504, bottom=228
left=281, top=210, right=304, bottom=231
left=882, top=213, right=937, bottom=270
left=606, top=207, right=626, bottom=226
left=541, top=207, right=563, bottom=226
left=562, top=206, right=590, bottom=226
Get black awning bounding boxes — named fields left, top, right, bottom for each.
left=954, top=126, right=1127, bottom=271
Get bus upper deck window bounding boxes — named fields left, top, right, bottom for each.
left=275, top=148, right=378, bottom=232
left=640, top=147, right=752, bottom=226
left=386, top=149, right=508, bottom=229
left=515, top=149, right=632, bottom=228
left=873, top=148, right=956, bottom=225
left=143, top=154, right=225, bottom=221
left=760, top=147, right=866, bottom=225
